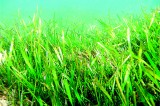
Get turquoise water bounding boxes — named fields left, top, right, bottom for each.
left=0, top=0, right=160, bottom=26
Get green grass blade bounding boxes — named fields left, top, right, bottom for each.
left=64, top=79, right=73, bottom=105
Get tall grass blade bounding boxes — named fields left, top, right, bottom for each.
left=95, top=78, right=113, bottom=103
left=64, top=79, right=73, bottom=105
left=115, top=77, right=126, bottom=104
left=135, top=82, right=152, bottom=106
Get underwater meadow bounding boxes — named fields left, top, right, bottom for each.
left=0, top=1, right=160, bottom=106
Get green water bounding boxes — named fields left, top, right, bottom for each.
left=0, top=0, right=160, bottom=26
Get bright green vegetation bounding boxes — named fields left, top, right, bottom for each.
left=0, top=8, right=160, bottom=106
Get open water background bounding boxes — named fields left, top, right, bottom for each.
left=0, top=0, right=159, bottom=26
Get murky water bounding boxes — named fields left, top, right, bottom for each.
left=0, top=0, right=159, bottom=26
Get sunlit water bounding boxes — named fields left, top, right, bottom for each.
left=0, top=0, right=159, bottom=26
